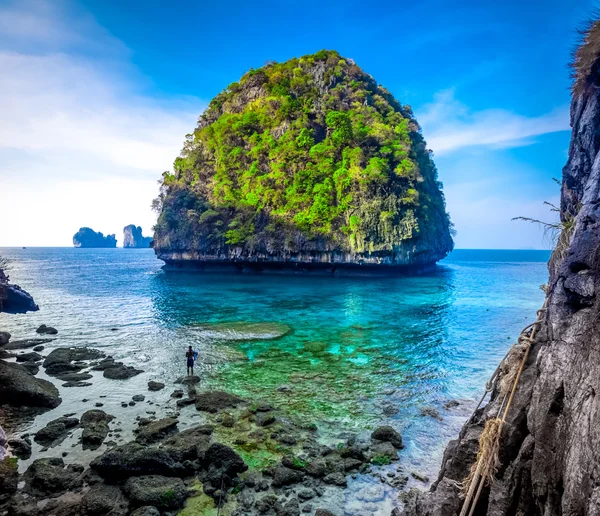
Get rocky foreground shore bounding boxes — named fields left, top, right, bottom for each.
left=0, top=329, right=416, bottom=516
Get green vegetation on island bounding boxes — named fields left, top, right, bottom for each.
left=153, top=50, right=453, bottom=267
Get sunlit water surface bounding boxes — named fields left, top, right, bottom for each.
left=0, top=248, right=549, bottom=514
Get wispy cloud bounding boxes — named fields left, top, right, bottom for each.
left=417, top=90, right=570, bottom=155
left=0, top=0, right=204, bottom=246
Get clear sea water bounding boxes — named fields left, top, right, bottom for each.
left=0, top=247, right=550, bottom=514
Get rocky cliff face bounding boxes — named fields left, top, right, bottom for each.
left=153, top=50, right=453, bottom=271
left=403, top=24, right=600, bottom=516
left=73, top=227, right=117, bottom=248
left=0, top=265, right=38, bottom=314
left=122, top=225, right=152, bottom=248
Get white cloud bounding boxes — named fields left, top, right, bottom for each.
left=417, top=90, right=570, bottom=155
left=0, top=0, right=204, bottom=247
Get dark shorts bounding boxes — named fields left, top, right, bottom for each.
left=187, top=358, right=194, bottom=367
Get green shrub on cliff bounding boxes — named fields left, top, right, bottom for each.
left=153, top=50, right=453, bottom=260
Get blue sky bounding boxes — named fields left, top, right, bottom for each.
left=0, top=0, right=592, bottom=247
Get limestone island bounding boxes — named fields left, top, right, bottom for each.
left=153, top=50, right=453, bottom=273
left=73, top=227, right=117, bottom=248
left=123, top=225, right=153, bottom=248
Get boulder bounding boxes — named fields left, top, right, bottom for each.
left=272, top=466, right=304, bottom=487
left=34, top=416, right=79, bottom=446
left=36, top=324, right=58, bottom=335
left=203, top=442, right=248, bottom=485
left=148, top=381, right=165, bottom=391
left=315, top=510, right=336, bottom=516
left=130, top=507, right=160, bottom=516
left=23, top=458, right=84, bottom=496
left=0, top=282, right=39, bottom=313
left=15, top=351, right=42, bottom=362
left=8, top=437, right=32, bottom=459
left=81, top=410, right=114, bottom=450
left=2, top=338, right=52, bottom=350
left=195, top=390, right=244, bottom=413
left=371, top=426, right=404, bottom=449
left=123, top=475, right=187, bottom=510
left=81, top=483, right=129, bottom=516
left=43, top=347, right=105, bottom=377
left=159, top=425, right=213, bottom=463
left=255, top=412, right=275, bottom=427
left=103, top=364, right=143, bottom=380
left=0, top=331, right=10, bottom=345
left=20, top=361, right=40, bottom=375
left=135, top=418, right=178, bottom=445
left=0, top=359, right=61, bottom=408
left=90, top=442, right=188, bottom=479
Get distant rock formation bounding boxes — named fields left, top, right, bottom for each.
left=123, top=225, right=152, bottom=248
left=73, top=228, right=117, bottom=248
left=0, top=262, right=39, bottom=314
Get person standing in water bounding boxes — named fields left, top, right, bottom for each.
left=185, top=345, right=195, bottom=376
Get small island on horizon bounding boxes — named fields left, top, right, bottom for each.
left=73, top=227, right=117, bottom=248
left=123, top=225, right=152, bottom=248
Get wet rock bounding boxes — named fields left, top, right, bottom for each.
left=411, top=471, right=429, bottom=483
left=0, top=359, right=61, bottom=408
left=8, top=437, right=32, bottom=459
left=81, top=410, right=114, bottom=450
left=16, top=351, right=42, bottom=362
left=0, top=457, right=18, bottom=503
left=371, top=426, right=404, bottom=449
left=44, top=347, right=105, bottom=377
left=63, top=381, right=93, bottom=387
left=369, top=441, right=398, bottom=463
left=159, top=424, right=213, bottom=463
left=297, top=488, right=316, bottom=501
left=20, top=361, right=40, bottom=375
left=103, top=364, right=143, bottom=380
left=135, top=417, right=179, bottom=445
left=124, top=475, right=187, bottom=510
left=323, top=472, right=347, bottom=487
left=82, top=483, right=129, bottom=515
left=148, top=381, right=165, bottom=391
left=305, top=458, right=327, bottom=478
left=33, top=344, right=45, bottom=352
left=272, top=466, right=304, bottom=486
left=132, top=394, right=145, bottom=402
left=90, top=442, right=188, bottom=478
left=175, top=375, right=200, bottom=385
left=0, top=331, right=10, bottom=345
left=130, top=507, right=161, bottom=516
left=91, top=357, right=117, bottom=370
left=195, top=390, right=244, bottom=413
left=34, top=416, right=79, bottom=446
left=255, top=412, right=276, bottom=427
left=315, top=510, right=335, bottom=516
left=23, top=457, right=84, bottom=496
left=280, top=497, right=301, bottom=516
left=204, top=442, right=248, bottom=486
left=176, top=397, right=196, bottom=407
left=444, top=399, right=460, bottom=409
left=420, top=406, right=443, bottom=420
left=1, top=338, right=52, bottom=350
left=56, top=372, right=93, bottom=382
left=171, top=389, right=184, bottom=398
left=36, top=324, right=58, bottom=335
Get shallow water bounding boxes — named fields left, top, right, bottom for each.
left=0, top=247, right=549, bottom=513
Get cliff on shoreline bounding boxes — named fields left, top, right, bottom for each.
left=403, top=22, right=600, bottom=516
left=153, top=50, right=453, bottom=271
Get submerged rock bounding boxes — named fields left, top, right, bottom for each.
left=134, top=418, right=178, bottom=445
left=8, top=437, right=32, bottom=459
left=103, top=363, right=143, bottom=379
left=148, top=380, right=165, bottom=391
left=0, top=359, right=61, bottom=408
left=2, top=338, right=52, bottom=350
left=193, top=321, right=291, bottom=341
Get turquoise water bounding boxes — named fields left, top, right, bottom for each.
left=0, top=247, right=549, bottom=510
